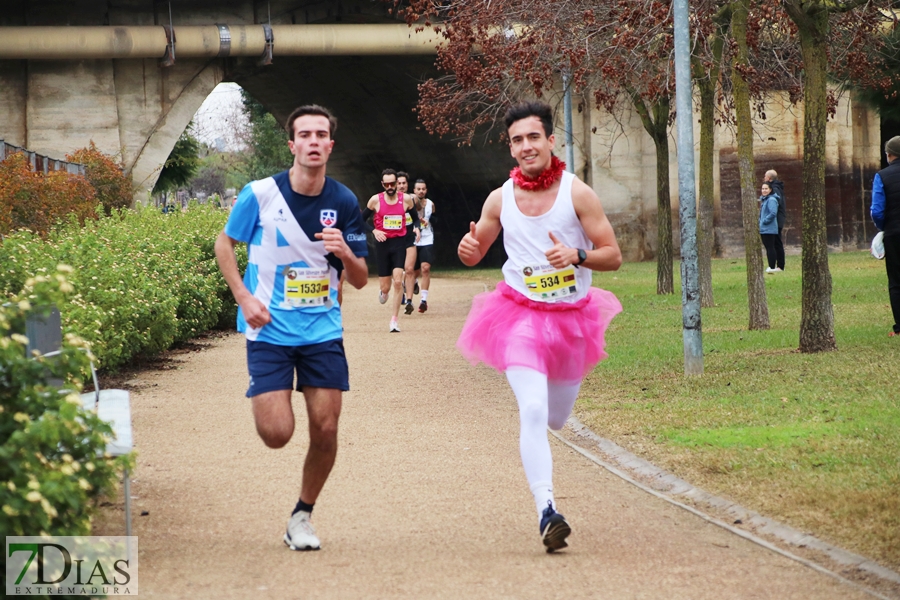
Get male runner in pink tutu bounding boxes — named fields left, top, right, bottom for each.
left=457, top=100, right=623, bottom=552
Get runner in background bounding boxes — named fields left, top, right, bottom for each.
left=397, top=171, right=419, bottom=315
left=361, top=169, right=419, bottom=332
left=413, top=178, right=436, bottom=312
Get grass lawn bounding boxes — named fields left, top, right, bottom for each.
left=444, top=251, right=900, bottom=571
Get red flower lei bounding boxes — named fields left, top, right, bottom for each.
left=510, top=155, right=566, bottom=191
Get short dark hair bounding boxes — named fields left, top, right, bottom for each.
left=396, top=171, right=410, bottom=181
left=381, top=168, right=397, bottom=179
left=286, top=104, right=337, bottom=140
left=504, top=101, right=554, bottom=137
left=415, top=179, right=426, bottom=185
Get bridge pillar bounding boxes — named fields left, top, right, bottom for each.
left=0, top=57, right=223, bottom=204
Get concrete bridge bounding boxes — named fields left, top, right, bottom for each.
left=0, top=1, right=884, bottom=262
left=0, top=0, right=517, bottom=265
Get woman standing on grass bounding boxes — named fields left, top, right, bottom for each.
left=759, top=182, right=781, bottom=273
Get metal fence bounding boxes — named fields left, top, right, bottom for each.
left=0, top=139, right=85, bottom=176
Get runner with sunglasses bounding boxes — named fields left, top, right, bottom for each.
left=362, top=169, right=419, bottom=332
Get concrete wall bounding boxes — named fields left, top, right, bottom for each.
left=547, top=88, right=882, bottom=261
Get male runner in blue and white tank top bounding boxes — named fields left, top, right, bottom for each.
left=457, top=101, right=623, bottom=552
left=215, top=104, right=368, bottom=552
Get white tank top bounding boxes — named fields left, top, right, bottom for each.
left=500, top=171, right=592, bottom=303
left=415, top=199, right=435, bottom=246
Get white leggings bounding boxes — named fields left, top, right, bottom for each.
left=505, top=367, right=581, bottom=518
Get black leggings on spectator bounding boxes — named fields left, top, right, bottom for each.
left=761, top=234, right=779, bottom=269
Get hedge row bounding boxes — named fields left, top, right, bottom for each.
left=1, top=273, right=130, bottom=557
left=0, top=204, right=246, bottom=370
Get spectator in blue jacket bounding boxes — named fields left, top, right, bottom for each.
left=763, top=170, right=786, bottom=270
left=759, top=182, right=781, bottom=273
left=871, top=135, right=900, bottom=336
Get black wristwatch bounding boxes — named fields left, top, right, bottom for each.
left=576, top=248, right=587, bottom=266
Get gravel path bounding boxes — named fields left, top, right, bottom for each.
left=108, top=277, right=871, bottom=599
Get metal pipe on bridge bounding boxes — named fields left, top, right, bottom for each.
left=0, top=24, right=442, bottom=60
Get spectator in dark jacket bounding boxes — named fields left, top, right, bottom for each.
left=871, top=135, right=900, bottom=337
left=764, top=170, right=786, bottom=270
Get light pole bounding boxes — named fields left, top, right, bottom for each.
left=673, top=0, right=703, bottom=374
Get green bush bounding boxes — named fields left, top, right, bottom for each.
left=0, top=203, right=236, bottom=370
left=0, top=270, right=131, bottom=546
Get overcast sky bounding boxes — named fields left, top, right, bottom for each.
left=191, top=82, right=249, bottom=152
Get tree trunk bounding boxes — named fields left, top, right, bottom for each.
left=696, top=76, right=716, bottom=308
left=631, top=92, right=674, bottom=295
left=731, top=0, right=769, bottom=330
left=693, top=7, right=727, bottom=309
left=653, top=110, right=674, bottom=296
left=791, top=5, right=836, bottom=352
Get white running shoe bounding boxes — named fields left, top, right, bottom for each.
left=378, top=290, right=388, bottom=304
left=390, top=319, right=400, bottom=333
left=765, top=267, right=775, bottom=273
left=284, top=511, right=320, bottom=551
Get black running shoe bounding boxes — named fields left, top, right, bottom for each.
left=539, top=502, right=571, bottom=552
left=413, top=280, right=420, bottom=295
left=404, top=301, right=414, bottom=315
left=418, top=300, right=428, bottom=313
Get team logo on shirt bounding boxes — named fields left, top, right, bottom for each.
left=320, top=209, right=337, bottom=227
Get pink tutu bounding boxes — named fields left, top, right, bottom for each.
left=457, top=281, right=622, bottom=381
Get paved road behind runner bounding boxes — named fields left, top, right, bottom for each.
left=117, top=277, right=868, bottom=599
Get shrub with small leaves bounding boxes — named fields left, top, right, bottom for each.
left=0, top=269, right=132, bottom=562
left=0, top=203, right=235, bottom=369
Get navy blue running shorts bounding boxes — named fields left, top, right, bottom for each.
left=245, top=338, right=349, bottom=397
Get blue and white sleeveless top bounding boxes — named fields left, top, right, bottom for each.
left=500, top=171, right=592, bottom=304
left=225, top=171, right=368, bottom=345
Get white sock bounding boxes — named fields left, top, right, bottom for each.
left=531, top=483, right=555, bottom=520
left=506, top=367, right=556, bottom=520
left=421, top=290, right=429, bottom=301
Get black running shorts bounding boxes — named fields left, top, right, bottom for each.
left=376, top=236, right=408, bottom=277
left=415, top=244, right=435, bottom=270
